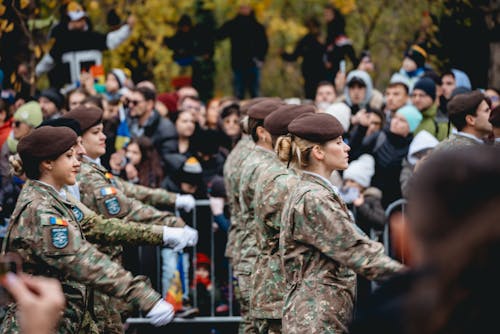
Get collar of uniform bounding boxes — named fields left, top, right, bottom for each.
left=31, top=180, right=70, bottom=203
left=83, top=155, right=102, bottom=165
left=302, top=171, right=340, bottom=196
left=82, top=156, right=107, bottom=172
left=255, top=145, right=275, bottom=156
left=456, top=131, right=484, bottom=144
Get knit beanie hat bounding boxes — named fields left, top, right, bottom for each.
left=110, top=69, right=126, bottom=88
left=324, top=103, right=352, bottom=133
left=39, top=88, right=65, bottom=110
left=396, top=105, right=423, bottom=133
left=405, top=44, right=427, bottom=69
left=388, top=73, right=411, bottom=92
left=407, top=130, right=439, bottom=165
left=178, top=156, right=203, bottom=185
left=343, top=154, right=375, bottom=188
left=13, top=101, right=43, bottom=128
left=413, top=77, right=436, bottom=101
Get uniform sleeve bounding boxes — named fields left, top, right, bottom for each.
left=115, top=176, right=177, bottom=207
left=33, top=211, right=161, bottom=312
left=292, top=192, right=404, bottom=280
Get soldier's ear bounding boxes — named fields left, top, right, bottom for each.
left=311, top=144, right=325, bottom=161
left=41, top=160, right=53, bottom=172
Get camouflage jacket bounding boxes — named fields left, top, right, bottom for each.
left=1, top=180, right=161, bottom=334
left=251, top=156, right=300, bottom=319
left=236, top=146, right=276, bottom=274
left=279, top=172, right=404, bottom=333
left=77, top=157, right=183, bottom=261
left=433, top=132, right=484, bottom=153
left=223, top=135, right=254, bottom=263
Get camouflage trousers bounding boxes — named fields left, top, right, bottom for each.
left=254, top=318, right=282, bottom=334
left=94, top=292, right=131, bottom=334
left=235, top=271, right=257, bottom=334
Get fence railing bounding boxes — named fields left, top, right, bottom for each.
left=126, top=200, right=241, bottom=325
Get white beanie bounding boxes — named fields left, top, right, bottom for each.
left=407, top=130, right=439, bottom=165
left=324, top=103, right=352, bottom=133
left=110, top=68, right=127, bottom=88
left=343, top=154, right=375, bottom=188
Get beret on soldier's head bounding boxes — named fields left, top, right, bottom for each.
left=264, top=104, right=316, bottom=136
left=288, top=113, right=344, bottom=142
left=247, top=99, right=284, bottom=120
left=240, top=97, right=280, bottom=115
left=38, top=117, right=82, bottom=136
left=489, top=105, right=500, bottom=127
left=63, top=105, right=103, bottom=133
left=18, top=126, right=77, bottom=162
left=447, top=90, right=486, bottom=117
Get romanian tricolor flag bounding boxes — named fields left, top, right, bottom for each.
left=49, top=217, right=68, bottom=226
left=100, top=187, right=117, bottom=196
left=105, top=172, right=114, bottom=180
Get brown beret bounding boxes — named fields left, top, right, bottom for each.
left=240, top=97, right=281, bottom=115
left=248, top=99, right=284, bottom=120
left=264, top=104, right=316, bottom=136
left=63, top=105, right=103, bottom=133
left=489, top=105, right=500, bottom=127
left=288, top=113, right=344, bottom=142
left=18, top=126, right=77, bottom=161
left=447, top=90, right=485, bottom=117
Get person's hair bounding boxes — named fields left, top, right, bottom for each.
left=16, top=151, right=61, bottom=180
left=405, top=147, right=500, bottom=334
left=9, top=154, right=25, bottom=177
left=316, top=81, right=334, bottom=91
left=136, top=86, right=156, bottom=102
left=387, top=82, right=409, bottom=95
left=129, top=136, right=164, bottom=188
left=305, top=17, right=320, bottom=31
left=276, top=135, right=318, bottom=168
left=370, top=108, right=386, bottom=126
left=171, top=108, right=192, bottom=125
left=448, top=97, right=490, bottom=131
left=179, top=95, right=200, bottom=106
left=66, top=88, right=89, bottom=110
left=0, top=98, right=11, bottom=118
left=82, top=95, right=104, bottom=110
left=248, top=117, right=264, bottom=143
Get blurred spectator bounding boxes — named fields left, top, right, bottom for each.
left=192, top=129, right=226, bottom=186
left=208, top=175, right=229, bottom=233
left=38, top=88, right=65, bottom=120
left=205, top=98, right=221, bottom=130
left=343, top=70, right=373, bottom=115
left=124, top=136, right=164, bottom=188
left=281, top=17, right=326, bottom=100
left=314, top=81, right=337, bottom=112
left=163, top=156, right=206, bottom=199
left=357, top=50, right=375, bottom=74
left=164, top=14, right=196, bottom=67
left=35, top=2, right=135, bottom=89
left=384, top=73, right=411, bottom=124
left=104, top=68, right=127, bottom=102
left=490, top=105, right=500, bottom=145
left=400, top=130, right=439, bottom=199
left=179, top=95, right=204, bottom=126
left=397, top=44, right=428, bottom=92
left=66, top=88, right=89, bottom=111
left=348, top=108, right=385, bottom=161
left=216, top=3, right=269, bottom=99
left=220, top=103, right=242, bottom=151
left=485, top=88, right=500, bottom=109
left=0, top=98, right=13, bottom=149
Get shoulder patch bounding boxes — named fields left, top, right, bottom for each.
left=100, top=187, right=117, bottom=196
left=72, top=206, right=84, bottom=222
left=51, top=227, right=69, bottom=249
left=104, top=197, right=121, bottom=215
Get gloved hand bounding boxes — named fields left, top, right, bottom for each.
left=175, top=194, right=195, bottom=212
left=145, top=299, right=175, bottom=326
left=163, top=226, right=188, bottom=251
left=209, top=197, right=225, bottom=216
left=183, top=225, right=198, bottom=247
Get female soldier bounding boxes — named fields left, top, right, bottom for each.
left=278, top=113, right=404, bottom=333
left=1, top=126, right=174, bottom=333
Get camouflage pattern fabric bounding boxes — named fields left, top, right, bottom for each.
left=279, top=172, right=404, bottom=334
left=0, top=180, right=161, bottom=334
left=433, top=133, right=483, bottom=153
left=254, top=318, right=282, bottom=334
left=251, top=156, right=300, bottom=320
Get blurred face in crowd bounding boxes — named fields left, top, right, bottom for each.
left=180, top=182, right=197, bottom=194
left=390, top=113, right=411, bottom=137
left=82, top=123, right=106, bottom=159
left=181, top=97, right=202, bottom=122
left=485, top=89, right=500, bottom=109
left=402, top=57, right=417, bottom=72
left=102, top=100, right=119, bottom=121
left=126, top=142, right=142, bottom=166
left=441, top=74, right=456, bottom=100
left=46, top=146, right=80, bottom=188
left=315, top=84, right=336, bottom=104
left=367, top=112, right=383, bottom=136
left=319, top=136, right=350, bottom=171
left=177, top=86, right=198, bottom=104
left=68, top=91, right=86, bottom=110
left=385, top=84, right=408, bottom=112
left=175, top=111, right=196, bottom=138
left=238, top=5, right=252, bottom=16
left=68, top=17, right=86, bottom=31
left=12, top=120, right=32, bottom=140
left=222, top=113, right=241, bottom=137
left=128, top=91, right=151, bottom=119
left=206, top=99, right=220, bottom=129
left=411, top=89, right=434, bottom=111
left=348, top=83, right=366, bottom=106
left=469, top=100, right=492, bottom=136
left=38, top=97, right=58, bottom=119
left=358, top=56, right=374, bottom=73
left=105, top=73, right=120, bottom=93
left=323, top=7, right=335, bottom=23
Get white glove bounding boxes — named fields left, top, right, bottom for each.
left=175, top=194, right=195, bottom=212
left=209, top=197, right=225, bottom=216
left=183, top=225, right=198, bottom=247
left=163, top=226, right=188, bottom=251
left=145, top=299, right=175, bottom=326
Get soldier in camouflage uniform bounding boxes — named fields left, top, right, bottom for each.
left=236, top=99, right=284, bottom=333
left=63, top=106, right=197, bottom=333
left=250, top=104, right=315, bottom=334
left=278, top=113, right=404, bottom=333
left=1, top=126, right=174, bottom=333
left=434, top=90, right=492, bottom=153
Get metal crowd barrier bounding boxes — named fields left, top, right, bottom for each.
left=126, top=200, right=242, bottom=326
